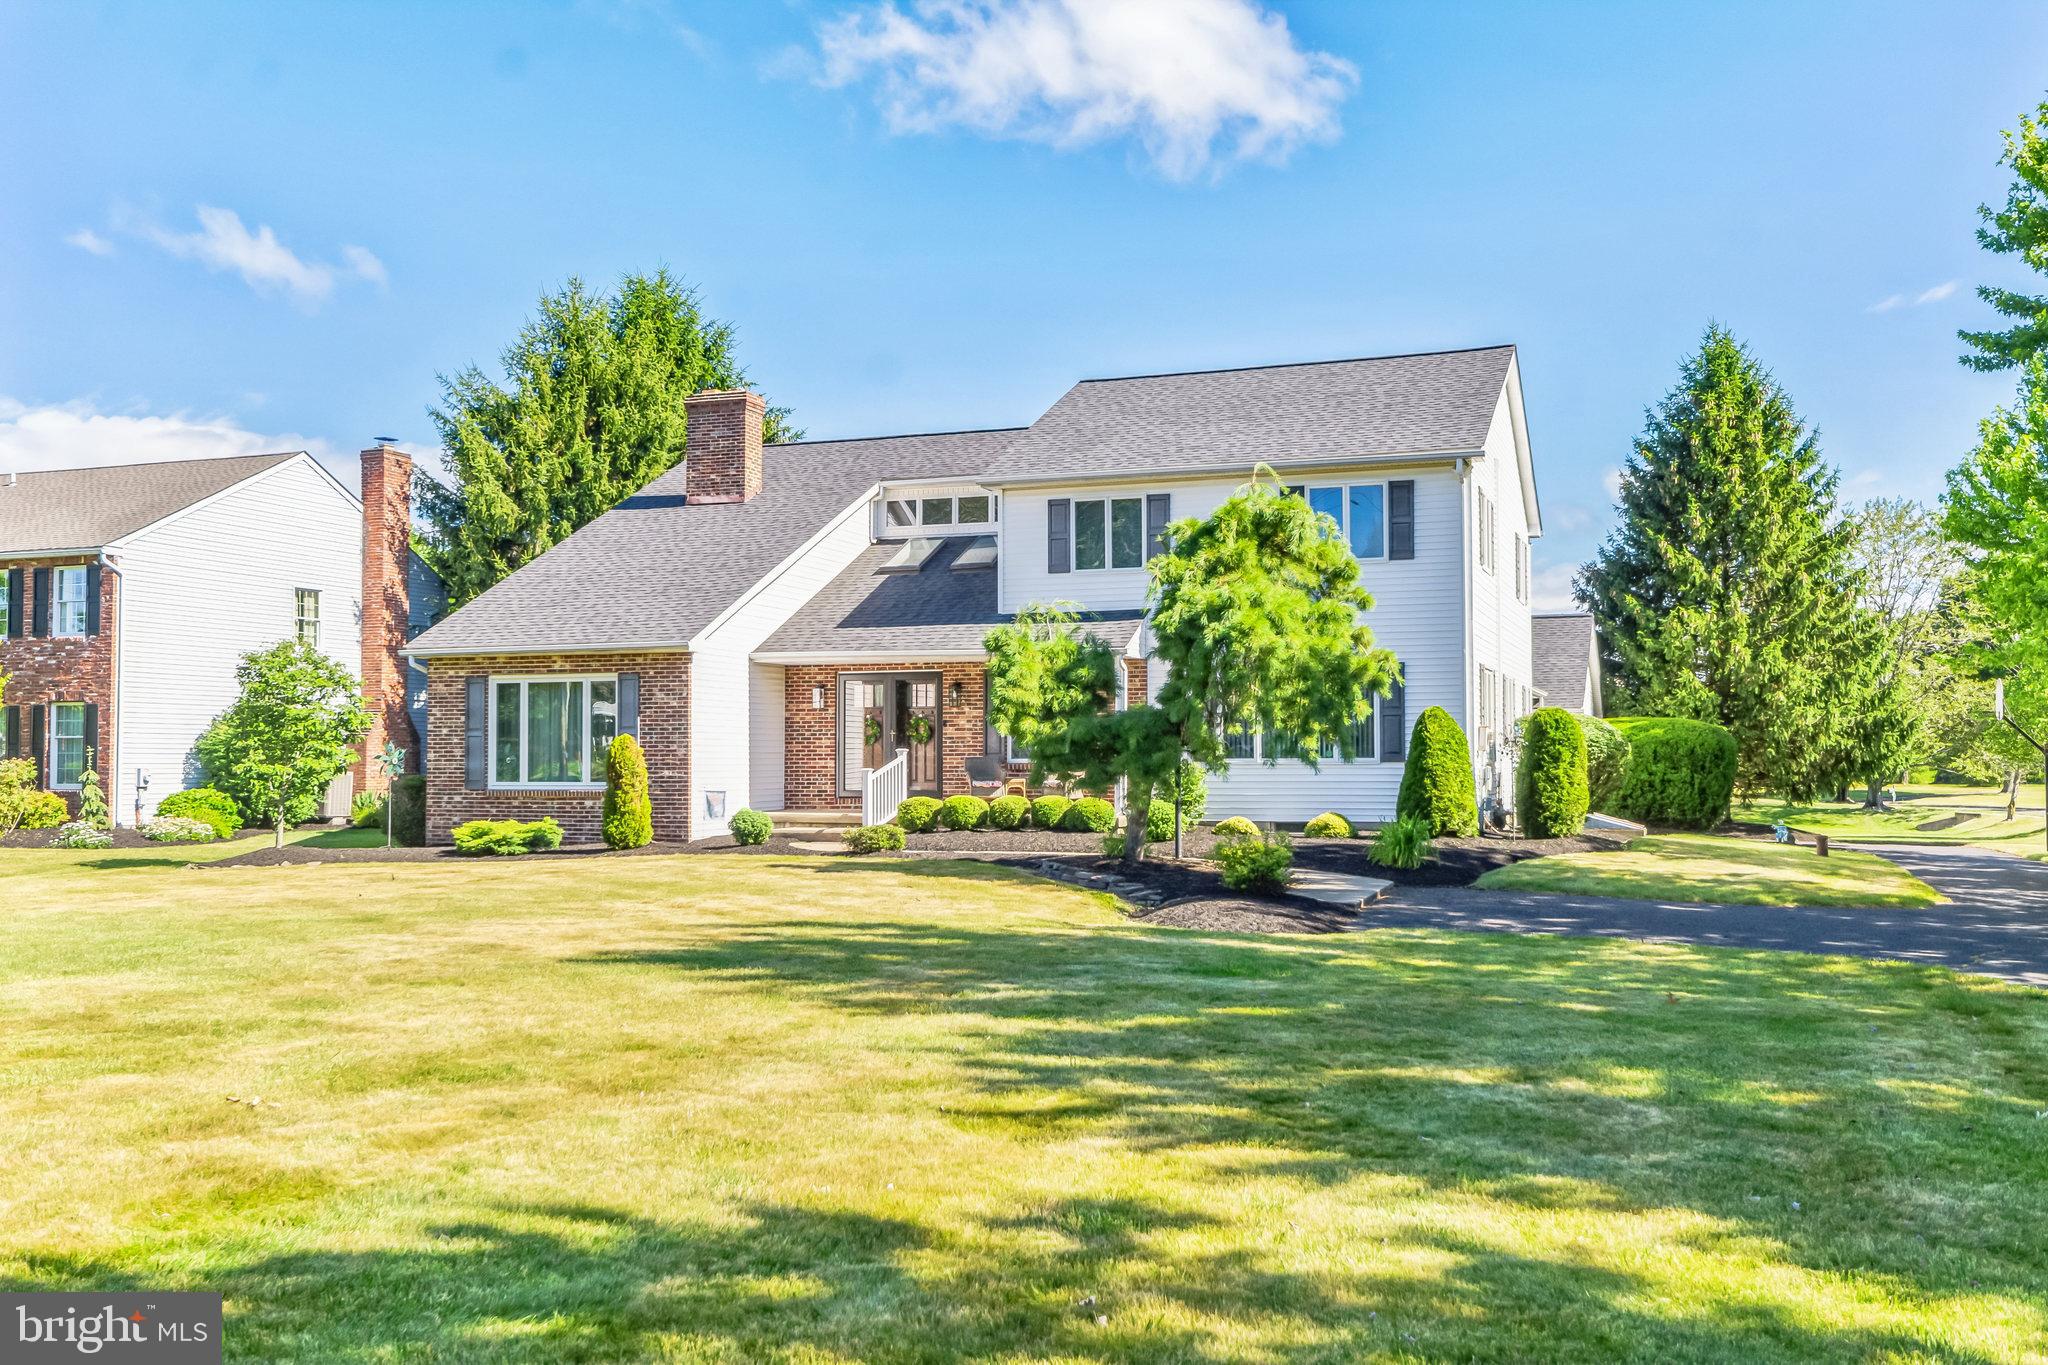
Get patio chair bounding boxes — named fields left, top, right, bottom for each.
left=964, top=755, right=1007, bottom=800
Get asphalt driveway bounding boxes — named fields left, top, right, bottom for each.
left=1360, top=843, right=2048, bottom=988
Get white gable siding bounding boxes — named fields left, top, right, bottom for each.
left=1467, top=388, right=1536, bottom=812
left=112, top=456, right=361, bottom=823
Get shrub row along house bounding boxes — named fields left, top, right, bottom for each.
left=409, top=346, right=1596, bottom=843
left=0, top=445, right=442, bottom=823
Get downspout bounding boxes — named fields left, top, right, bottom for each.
left=1457, top=458, right=1475, bottom=774
left=98, top=550, right=126, bottom=826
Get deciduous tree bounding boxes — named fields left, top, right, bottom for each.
left=196, top=640, right=373, bottom=847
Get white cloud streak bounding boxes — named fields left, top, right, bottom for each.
left=0, top=397, right=342, bottom=475
left=64, top=228, right=114, bottom=257
left=1529, top=561, right=1582, bottom=614
left=110, top=205, right=386, bottom=308
left=812, top=0, right=1356, bottom=181
left=1870, top=278, right=1960, bottom=313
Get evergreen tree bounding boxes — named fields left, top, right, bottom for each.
left=1960, top=98, right=2048, bottom=372
left=420, top=270, right=799, bottom=606
left=1577, top=326, right=1864, bottom=799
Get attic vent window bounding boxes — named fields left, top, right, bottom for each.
left=879, top=538, right=942, bottom=574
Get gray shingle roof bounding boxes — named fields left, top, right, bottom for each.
left=759, top=536, right=1143, bottom=656
left=405, top=429, right=1021, bottom=656
left=1532, top=612, right=1600, bottom=714
left=979, top=346, right=1515, bottom=483
left=0, top=452, right=303, bottom=555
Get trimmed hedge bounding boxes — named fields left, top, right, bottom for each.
left=452, top=818, right=564, bottom=856
left=938, top=795, right=990, bottom=830
left=1303, top=811, right=1354, bottom=839
left=603, top=734, right=654, bottom=849
left=893, top=796, right=942, bottom=833
left=841, top=823, right=906, bottom=854
left=1581, top=715, right=1632, bottom=812
left=729, top=809, right=773, bottom=846
left=988, top=795, right=1030, bottom=830
left=1060, top=797, right=1117, bottom=833
left=1397, top=707, right=1479, bottom=837
left=155, top=787, right=241, bottom=841
left=388, top=775, right=427, bottom=848
left=1029, top=796, right=1071, bottom=830
left=1611, top=717, right=1737, bottom=829
left=1517, top=708, right=1590, bottom=838
left=1211, top=816, right=1260, bottom=841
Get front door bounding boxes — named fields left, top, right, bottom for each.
left=840, top=672, right=942, bottom=797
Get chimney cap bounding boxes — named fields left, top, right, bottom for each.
left=373, top=435, right=399, bottom=445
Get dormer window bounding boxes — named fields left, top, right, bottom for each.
left=884, top=493, right=997, bottom=533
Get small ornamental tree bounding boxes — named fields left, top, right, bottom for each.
left=76, top=751, right=110, bottom=830
left=602, top=734, right=653, bottom=849
left=1397, top=707, right=1479, bottom=837
left=195, top=639, right=372, bottom=848
left=1517, top=708, right=1590, bottom=838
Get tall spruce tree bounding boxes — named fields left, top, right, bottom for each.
left=1960, top=97, right=2048, bottom=372
left=1577, top=326, right=1865, bottom=799
left=420, top=270, right=799, bottom=606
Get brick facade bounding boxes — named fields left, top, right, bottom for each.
left=783, top=661, right=989, bottom=810
left=423, top=651, right=691, bottom=844
left=0, top=555, right=117, bottom=816
left=1124, top=657, right=1148, bottom=706
left=682, top=389, right=765, bottom=504
left=354, top=444, right=414, bottom=795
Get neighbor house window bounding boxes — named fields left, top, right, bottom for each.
left=1476, top=492, right=1496, bottom=574
left=1223, top=727, right=1256, bottom=760
left=491, top=676, right=618, bottom=786
left=1318, top=705, right=1378, bottom=761
left=53, top=566, right=88, bottom=636
left=51, top=702, right=86, bottom=788
left=295, top=589, right=320, bottom=647
left=885, top=493, right=997, bottom=532
left=1074, top=496, right=1144, bottom=570
left=0, top=582, right=8, bottom=638
left=1294, top=484, right=1388, bottom=560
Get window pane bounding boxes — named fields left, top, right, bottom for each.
left=525, top=682, right=577, bottom=783
left=1349, top=485, right=1386, bottom=558
left=1110, top=498, right=1142, bottom=568
left=920, top=497, right=954, bottom=525
left=1224, top=727, right=1255, bottom=760
left=1308, top=486, right=1344, bottom=535
left=589, top=680, right=618, bottom=775
left=957, top=494, right=991, bottom=524
left=52, top=704, right=85, bottom=787
left=1074, top=500, right=1106, bottom=570
left=56, top=567, right=87, bottom=635
left=886, top=499, right=917, bottom=528
left=495, top=683, right=520, bottom=783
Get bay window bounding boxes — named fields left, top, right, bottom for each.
left=490, top=676, right=618, bottom=786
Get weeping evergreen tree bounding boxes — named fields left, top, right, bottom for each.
left=420, top=270, right=799, bottom=606
left=1577, top=326, right=1867, bottom=799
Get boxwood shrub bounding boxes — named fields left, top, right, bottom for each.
left=603, top=734, right=654, bottom=850
left=1029, top=795, right=1071, bottom=830
left=728, top=808, right=773, bottom=846
left=13, top=790, right=69, bottom=831
left=1611, top=717, right=1738, bottom=829
left=1211, top=815, right=1260, bottom=842
left=938, top=794, right=990, bottom=830
left=1303, top=811, right=1354, bottom=838
left=1517, top=708, right=1590, bottom=838
left=1396, top=706, right=1480, bottom=837
left=452, top=818, right=564, bottom=856
left=1215, top=829, right=1293, bottom=892
left=841, top=822, right=906, bottom=854
left=1060, top=796, right=1117, bottom=833
left=154, top=787, right=241, bottom=841
left=1580, top=715, right=1632, bottom=812
left=892, top=796, right=942, bottom=833
left=988, top=795, right=1029, bottom=831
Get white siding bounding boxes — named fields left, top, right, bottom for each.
left=112, top=456, right=361, bottom=823
left=749, top=662, right=785, bottom=812
left=1467, top=387, right=1537, bottom=811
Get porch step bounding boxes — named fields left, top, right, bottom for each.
left=764, top=809, right=862, bottom=831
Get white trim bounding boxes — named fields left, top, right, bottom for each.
left=51, top=564, right=89, bottom=637
left=1459, top=456, right=1475, bottom=759
left=485, top=672, right=619, bottom=789
left=687, top=486, right=880, bottom=649
left=108, top=452, right=358, bottom=551
left=405, top=641, right=689, bottom=660
left=986, top=447, right=1483, bottom=491
left=750, top=647, right=988, bottom=665
left=1501, top=353, right=1542, bottom=537
left=49, top=700, right=87, bottom=790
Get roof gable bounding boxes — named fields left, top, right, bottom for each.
left=0, top=451, right=304, bottom=556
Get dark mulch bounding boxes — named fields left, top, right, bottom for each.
left=206, top=834, right=830, bottom=868
left=5, top=825, right=161, bottom=850
left=1292, top=829, right=1635, bottom=886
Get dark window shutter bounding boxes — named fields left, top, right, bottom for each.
left=2, top=705, right=16, bottom=759
left=1380, top=668, right=1406, bottom=761
left=5, top=569, right=20, bottom=639
left=29, top=704, right=46, bottom=782
left=1047, top=498, right=1071, bottom=574
left=1389, top=481, right=1415, bottom=560
left=85, top=564, right=102, bottom=635
left=464, top=676, right=488, bottom=790
left=617, top=673, right=640, bottom=740
left=1145, top=493, right=1171, bottom=561
left=81, top=703, right=98, bottom=770
left=31, top=568, right=50, bottom=637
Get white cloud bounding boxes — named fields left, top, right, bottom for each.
left=0, top=397, right=341, bottom=476
left=117, top=205, right=386, bottom=308
left=1530, top=561, right=1582, bottom=613
left=811, top=0, right=1357, bottom=181
left=64, top=228, right=114, bottom=257
left=1869, top=278, right=1960, bottom=313
left=1915, top=279, right=1958, bottom=305
left=1602, top=466, right=1624, bottom=501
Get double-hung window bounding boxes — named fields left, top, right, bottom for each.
left=491, top=676, right=618, bottom=786
left=1475, top=492, right=1496, bottom=575
left=51, top=702, right=86, bottom=788
left=1074, top=496, right=1144, bottom=571
left=295, top=589, right=321, bottom=647
left=1295, top=484, right=1387, bottom=560
left=53, top=566, right=88, bottom=636
left=1317, top=705, right=1379, bottom=761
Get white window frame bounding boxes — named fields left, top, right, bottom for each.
left=1298, top=482, right=1389, bottom=562
left=53, top=565, right=88, bottom=637
left=1475, top=492, right=1496, bottom=575
left=295, top=588, right=321, bottom=648
left=51, top=701, right=86, bottom=790
left=884, top=492, right=998, bottom=533
left=1071, top=494, right=1147, bottom=573
left=487, top=673, right=619, bottom=789
left=1223, top=697, right=1382, bottom=765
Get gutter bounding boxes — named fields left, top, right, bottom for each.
left=404, top=640, right=691, bottom=661
left=983, top=447, right=1485, bottom=491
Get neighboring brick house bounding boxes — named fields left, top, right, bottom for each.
left=0, top=446, right=441, bottom=823
left=409, top=347, right=1553, bottom=842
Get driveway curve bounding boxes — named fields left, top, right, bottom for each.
left=1359, top=843, right=2048, bottom=987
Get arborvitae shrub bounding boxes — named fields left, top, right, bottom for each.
left=602, top=734, right=654, bottom=849
left=1580, top=715, right=1632, bottom=812
left=1517, top=708, right=1590, bottom=837
left=1396, top=707, right=1480, bottom=837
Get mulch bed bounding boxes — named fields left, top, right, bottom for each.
left=1292, top=829, right=1635, bottom=886
left=206, top=833, right=826, bottom=868
left=5, top=826, right=164, bottom=850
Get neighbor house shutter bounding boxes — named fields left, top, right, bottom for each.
left=2, top=705, right=16, bottom=759
left=82, top=703, right=98, bottom=770
left=617, top=673, right=641, bottom=740
left=28, top=704, right=46, bottom=783
left=1145, top=493, right=1172, bottom=561
left=464, top=676, right=488, bottom=790
left=1047, top=498, right=1071, bottom=574
left=5, top=569, right=21, bottom=638
left=1380, top=667, right=1406, bottom=761
left=1388, top=481, right=1415, bottom=560
left=85, top=563, right=102, bottom=635
left=30, top=568, right=49, bottom=637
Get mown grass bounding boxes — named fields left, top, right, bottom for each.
left=1733, top=798, right=2046, bottom=855
left=1474, top=834, right=1943, bottom=909
left=1, top=847, right=2042, bottom=1361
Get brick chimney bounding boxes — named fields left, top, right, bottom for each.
left=683, top=388, right=766, bottom=503
left=356, top=440, right=415, bottom=794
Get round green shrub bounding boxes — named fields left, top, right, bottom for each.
left=1211, top=815, right=1260, bottom=842
left=1060, top=796, right=1117, bottom=833
left=1029, top=795, right=1071, bottom=830
left=1215, top=829, right=1293, bottom=893
left=1368, top=815, right=1432, bottom=870
left=142, top=816, right=218, bottom=844
left=1396, top=706, right=1480, bottom=837
left=602, top=734, right=654, bottom=849
left=1611, top=717, right=1738, bottom=829
left=729, top=808, right=773, bottom=846
left=938, top=795, right=990, bottom=830
left=1517, top=708, right=1590, bottom=838
left=893, top=796, right=943, bottom=833
left=13, top=790, right=70, bottom=831
left=1580, top=715, right=1632, bottom=812
left=988, top=795, right=1029, bottom=831
left=1144, top=799, right=1175, bottom=843
left=154, top=787, right=241, bottom=841
left=841, top=822, right=906, bottom=854
left=1302, top=811, right=1355, bottom=839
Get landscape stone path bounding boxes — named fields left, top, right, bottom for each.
left=1354, top=843, right=2048, bottom=987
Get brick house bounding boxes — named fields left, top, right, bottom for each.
left=408, top=346, right=1551, bottom=842
left=0, top=446, right=443, bottom=823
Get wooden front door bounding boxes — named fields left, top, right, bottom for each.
left=839, top=672, right=942, bottom=797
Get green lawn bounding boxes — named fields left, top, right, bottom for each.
left=1896, top=782, right=2045, bottom=809
left=1474, top=834, right=1944, bottom=909
left=2, top=848, right=2043, bottom=1361
left=1733, top=798, right=2047, bottom=854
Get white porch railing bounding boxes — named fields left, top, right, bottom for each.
left=862, top=747, right=910, bottom=827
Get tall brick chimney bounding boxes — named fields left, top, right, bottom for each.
left=683, top=388, right=766, bottom=503
left=356, top=440, right=414, bottom=794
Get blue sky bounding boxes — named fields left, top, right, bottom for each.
left=2, top=0, right=2043, bottom=605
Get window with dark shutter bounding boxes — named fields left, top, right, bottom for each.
left=1, top=705, right=16, bottom=759
left=618, top=673, right=641, bottom=739
left=1047, top=498, right=1071, bottom=574
left=30, top=568, right=49, bottom=637
left=1145, top=493, right=1171, bottom=561
left=2, top=568, right=18, bottom=639
left=1388, top=481, right=1415, bottom=560
left=1380, top=668, right=1406, bottom=760
left=28, top=704, right=46, bottom=783
left=464, top=677, right=488, bottom=790
left=85, top=563, right=102, bottom=636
